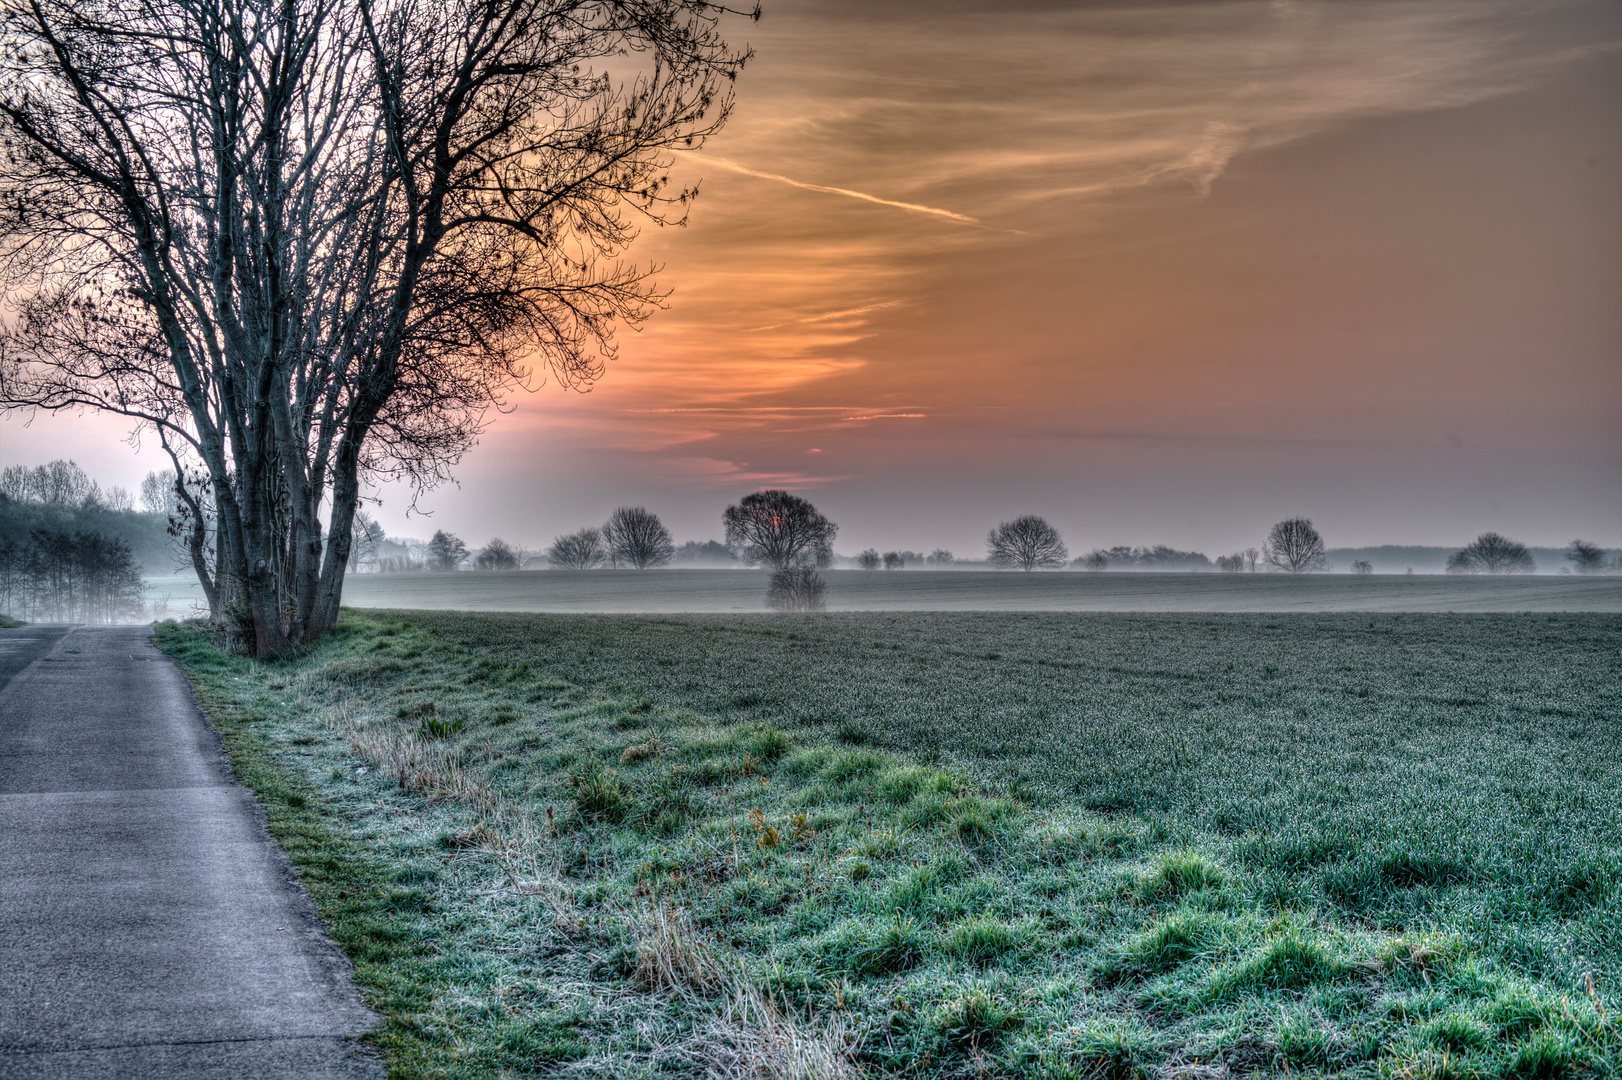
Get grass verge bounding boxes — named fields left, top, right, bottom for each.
left=156, top=612, right=1620, bottom=1078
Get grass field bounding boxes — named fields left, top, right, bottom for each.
left=140, top=569, right=1622, bottom=618
left=153, top=610, right=1622, bottom=1078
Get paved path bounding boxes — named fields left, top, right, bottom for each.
left=0, top=625, right=379, bottom=1079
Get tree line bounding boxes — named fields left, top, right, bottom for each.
left=0, top=529, right=145, bottom=623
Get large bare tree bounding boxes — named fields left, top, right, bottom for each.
left=602, top=505, right=673, bottom=569
left=1447, top=532, right=1535, bottom=575
left=986, top=514, right=1066, bottom=571
left=1263, top=517, right=1328, bottom=573
left=0, top=0, right=749, bottom=653
left=723, top=489, right=836, bottom=569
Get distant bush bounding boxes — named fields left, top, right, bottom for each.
left=925, top=549, right=954, bottom=567
left=670, top=540, right=737, bottom=567
left=766, top=566, right=826, bottom=611
left=474, top=538, right=521, bottom=571
left=856, top=548, right=881, bottom=570
left=1216, top=553, right=1244, bottom=572
left=1350, top=560, right=1373, bottom=575
left=1081, top=545, right=1212, bottom=571
left=1447, top=533, right=1534, bottom=575
left=1565, top=539, right=1610, bottom=575
left=547, top=527, right=605, bottom=570
left=427, top=530, right=469, bottom=571
left=882, top=551, right=904, bottom=570
left=1077, top=549, right=1110, bottom=571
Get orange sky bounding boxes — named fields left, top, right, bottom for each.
left=4, top=0, right=1620, bottom=556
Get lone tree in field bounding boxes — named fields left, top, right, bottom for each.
left=1263, top=518, right=1328, bottom=573
left=0, top=0, right=750, bottom=654
left=856, top=549, right=881, bottom=570
left=547, top=528, right=605, bottom=570
left=766, top=566, right=827, bottom=612
left=723, top=490, right=837, bottom=569
left=1565, top=539, right=1609, bottom=575
left=602, top=507, right=674, bottom=569
left=475, top=539, right=521, bottom=572
left=427, top=531, right=468, bottom=572
left=1447, top=533, right=1535, bottom=575
left=987, top=515, right=1067, bottom=570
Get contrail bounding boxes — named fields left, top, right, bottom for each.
left=693, top=154, right=982, bottom=226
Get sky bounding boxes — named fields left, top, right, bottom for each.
left=3, top=0, right=1619, bottom=558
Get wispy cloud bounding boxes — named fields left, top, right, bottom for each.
left=692, top=155, right=983, bottom=225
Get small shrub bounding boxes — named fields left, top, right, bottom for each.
left=766, top=566, right=827, bottom=612
left=942, top=915, right=1027, bottom=965
left=1212, top=933, right=1346, bottom=996
left=570, top=766, right=628, bottom=822
left=1139, top=850, right=1224, bottom=901
left=931, top=987, right=1021, bottom=1050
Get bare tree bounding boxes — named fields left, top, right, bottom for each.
left=882, top=551, right=904, bottom=570
left=139, top=471, right=181, bottom=518
left=987, top=515, right=1067, bottom=571
left=547, top=527, right=605, bottom=570
left=1215, top=553, right=1244, bottom=573
left=856, top=548, right=881, bottom=570
left=1075, top=549, right=1110, bottom=572
left=926, top=549, right=954, bottom=567
left=1447, top=532, right=1535, bottom=575
left=722, top=490, right=836, bottom=569
left=1350, top=559, right=1373, bottom=575
left=602, top=507, right=674, bottom=569
left=426, top=530, right=467, bottom=572
left=474, top=537, right=520, bottom=572
left=347, top=512, right=386, bottom=572
left=1263, top=518, right=1328, bottom=573
left=767, top=566, right=826, bottom=612
left=0, top=1, right=750, bottom=653
left=1244, top=547, right=1260, bottom=573
left=1565, top=539, right=1609, bottom=575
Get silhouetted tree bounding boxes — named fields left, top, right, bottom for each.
left=1215, top=553, right=1244, bottom=573
left=0, top=529, right=143, bottom=622
left=1264, top=518, right=1328, bottom=573
left=1565, top=539, right=1609, bottom=575
left=547, top=528, right=605, bottom=570
left=987, top=515, right=1067, bottom=570
left=0, top=1, right=750, bottom=653
left=882, top=551, right=904, bottom=570
left=926, top=549, right=954, bottom=567
left=767, top=567, right=826, bottom=612
left=1447, top=533, right=1534, bottom=575
left=856, top=549, right=881, bottom=570
left=602, top=507, right=674, bottom=569
left=427, top=531, right=469, bottom=572
left=1350, top=560, right=1373, bottom=575
left=723, top=490, right=837, bottom=569
left=1076, top=549, right=1110, bottom=572
left=475, top=538, right=521, bottom=571
left=0, top=460, right=96, bottom=506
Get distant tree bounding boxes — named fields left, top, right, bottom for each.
left=140, top=471, right=181, bottom=518
left=926, top=549, right=954, bottom=567
left=1263, top=518, right=1328, bottom=573
left=856, top=549, right=881, bottom=570
left=547, top=528, right=605, bottom=570
left=427, top=531, right=469, bottom=572
left=882, top=551, right=904, bottom=570
left=1350, top=560, right=1374, bottom=575
left=987, top=515, right=1068, bottom=571
left=1243, top=547, right=1260, bottom=572
left=723, top=490, right=837, bottom=569
left=347, top=513, right=387, bottom=572
left=1447, top=533, right=1534, bottom=575
left=0, top=459, right=96, bottom=506
left=475, top=538, right=521, bottom=572
left=767, top=566, right=827, bottom=612
left=0, top=528, right=144, bottom=623
left=1565, top=539, right=1609, bottom=575
left=1077, top=549, right=1110, bottom=572
left=602, top=507, right=674, bottom=569
left=670, top=540, right=738, bottom=567
left=1215, top=553, right=1244, bottom=573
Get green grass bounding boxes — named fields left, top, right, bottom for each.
left=155, top=611, right=1622, bottom=1078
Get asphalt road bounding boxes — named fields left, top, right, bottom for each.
left=0, top=625, right=379, bottom=1079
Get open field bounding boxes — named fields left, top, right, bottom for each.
left=150, top=609, right=1621, bottom=1078
left=141, top=569, right=1622, bottom=617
